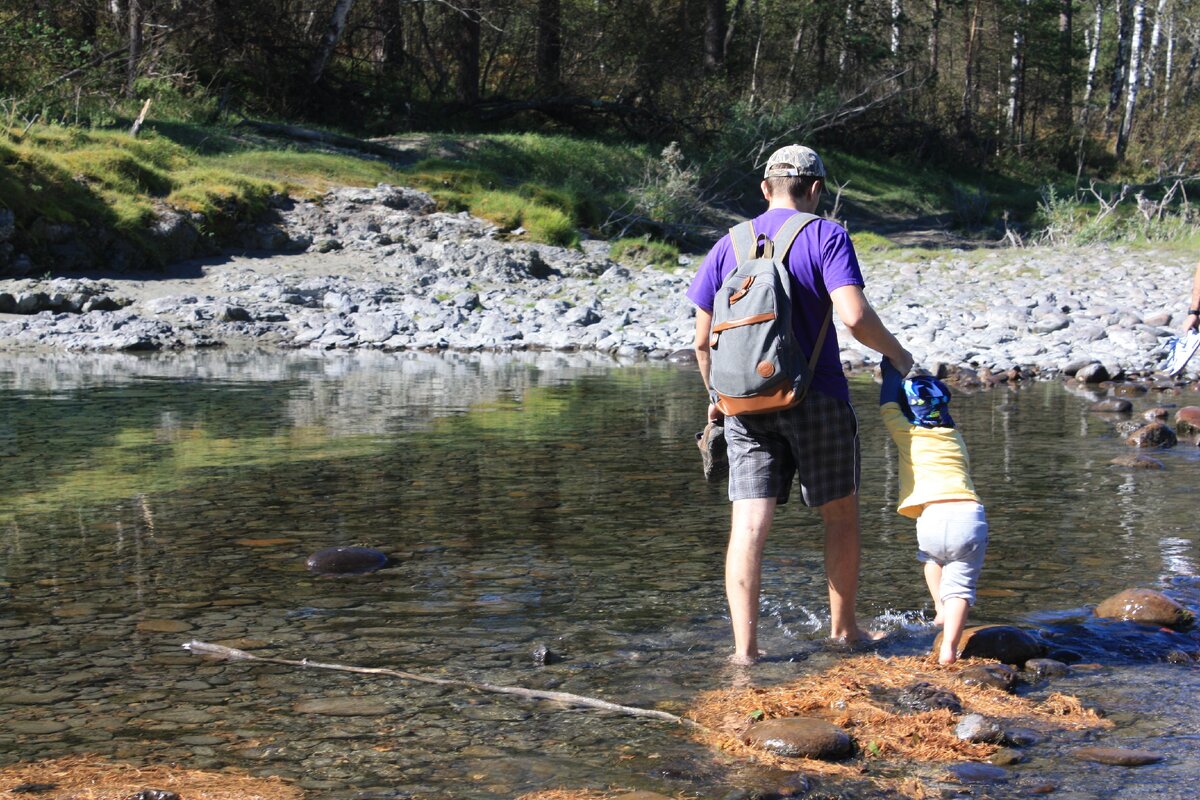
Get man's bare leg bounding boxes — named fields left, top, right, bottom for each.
left=819, top=493, right=879, bottom=642
left=726, top=497, right=776, bottom=664
left=924, top=561, right=945, bottom=625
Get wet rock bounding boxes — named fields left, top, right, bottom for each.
left=744, top=718, right=853, bottom=760
left=958, top=662, right=1019, bottom=691
left=1112, top=383, right=1148, bottom=397
left=946, top=762, right=1009, bottom=784
left=1090, top=398, right=1132, bottom=413
left=955, top=713, right=1004, bottom=743
left=305, top=546, right=389, bottom=575
left=1175, top=406, right=1200, bottom=436
left=136, top=619, right=192, bottom=634
left=1075, top=363, right=1110, bottom=383
left=11, top=784, right=57, bottom=794
left=531, top=642, right=561, bottom=665
left=667, top=348, right=697, bottom=364
left=1109, top=454, right=1165, bottom=469
left=988, top=747, right=1025, bottom=766
left=1094, top=588, right=1194, bottom=629
left=1003, top=727, right=1044, bottom=747
left=1024, top=658, right=1070, bottom=679
left=896, top=681, right=962, bottom=713
left=1124, top=421, right=1177, bottom=448
left=125, top=790, right=181, bottom=800
left=613, top=793, right=675, bottom=800
left=1072, top=746, right=1163, bottom=766
left=936, top=625, right=1046, bottom=666
left=1144, top=406, right=1171, bottom=421
left=723, top=768, right=812, bottom=800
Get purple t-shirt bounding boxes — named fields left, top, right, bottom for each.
left=686, top=208, right=865, bottom=403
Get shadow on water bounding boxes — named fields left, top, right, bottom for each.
left=0, top=349, right=1199, bottom=799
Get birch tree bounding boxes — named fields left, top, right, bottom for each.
left=1117, top=0, right=1146, bottom=157
left=309, top=0, right=358, bottom=85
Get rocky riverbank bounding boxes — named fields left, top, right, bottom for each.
left=0, top=183, right=1196, bottom=380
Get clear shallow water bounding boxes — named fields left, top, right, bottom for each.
left=1, top=350, right=1199, bottom=799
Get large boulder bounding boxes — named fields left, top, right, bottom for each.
left=935, top=625, right=1047, bottom=667
left=744, top=717, right=853, bottom=760
left=1094, top=588, right=1194, bottom=630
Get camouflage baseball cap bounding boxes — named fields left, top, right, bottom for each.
left=763, top=144, right=827, bottom=179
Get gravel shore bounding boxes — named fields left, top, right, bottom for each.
left=0, top=183, right=1195, bottom=380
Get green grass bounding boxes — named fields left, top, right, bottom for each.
left=610, top=236, right=681, bottom=269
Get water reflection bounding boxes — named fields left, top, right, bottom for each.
left=0, top=350, right=1198, bottom=799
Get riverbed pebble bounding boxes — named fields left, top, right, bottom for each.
left=0, top=183, right=1195, bottom=381
left=1072, top=746, right=1163, bottom=766
left=743, top=717, right=853, bottom=760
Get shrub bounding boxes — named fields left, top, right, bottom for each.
left=610, top=236, right=681, bottom=269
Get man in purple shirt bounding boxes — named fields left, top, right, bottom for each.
left=688, top=144, right=913, bottom=664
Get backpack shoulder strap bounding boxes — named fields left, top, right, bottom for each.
left=729, top=221, right=758, bottom=267
left=770, top=212, right=821, bottom=262
left=797, top=304, right=834, bottom=402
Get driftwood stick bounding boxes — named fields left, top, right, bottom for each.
left=182, top=640, right=708, bottom=731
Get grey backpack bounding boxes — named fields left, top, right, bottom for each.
left=707, top=213, right=832, bottom=416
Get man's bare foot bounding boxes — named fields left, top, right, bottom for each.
left=727, top=649, right=766, bottom=666
left=831, top=628, right=887, bottom=645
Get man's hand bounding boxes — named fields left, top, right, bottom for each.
left=892, top=349, right=915, bottom=376
left=1186, top=311, right=1199, bottom=333
left=708, top=402, right=724, bottom=424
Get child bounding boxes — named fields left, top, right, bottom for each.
left=879, top=359, right=989, bottom=665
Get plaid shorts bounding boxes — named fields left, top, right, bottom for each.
left=724, top=390, right=860, bottom=507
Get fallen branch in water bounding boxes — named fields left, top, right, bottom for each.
left=182, top=640, right=708, bottom=731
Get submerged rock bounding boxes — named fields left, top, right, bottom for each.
left=744, top=717, right=853, bottom=760
left=1024, top=658, right=1070, bottom=679
left=935, top=625, right=1046, bottom=667
left=1090, top=398, right=1132, bottom=413
left=1094, top=588, right=1194, bottom=629
left=946, top=762, right=1010, bottom=784
left=305, top=546, right=389, bottom=575
left=1109, top=454, right=1166, bottom=469
left=1072, top=746, right=1163, bottom=766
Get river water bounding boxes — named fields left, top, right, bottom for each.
left=1, top=350, right=1199, bottom=799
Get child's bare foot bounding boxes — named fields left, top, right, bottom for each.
left=938, top=649, right=958, bottom=665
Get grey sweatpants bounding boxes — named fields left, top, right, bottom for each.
left=916, top=501, right=988, bottom=605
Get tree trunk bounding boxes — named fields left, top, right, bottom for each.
left=1142, top=0, right=1166, bottom=88
left=890, top=0, right=901, bottom=56
left=453, top=0, right=482, bottom=105
left=1163, top=12, right=1175, bottom=111
left=838, top=0, right=854, bottom=76
left=1082, top=1, right=1103, bottom=110
left=928, top=0, right=941, bottom=78
left=124, top=0, right=142, bottom=97
left=1006, top=0, right=1027, bottom=141
left=722, top=0, right=744, bottom=63
left=536, top=0, right=562, bottom=90
left=1105, top=0, right=1130, bottom=135
left=1116, top=0, right=1146, bottom=158
left=785, top=20, right=806, bottom=97
left=376, top=0, right=404, bottom=70
left=959, top=0, right=983, bottom=133
left=703, top=0, right=724, bottom=71
left=1058, top=0, right=1073, bottom=131
left=308, top=0, right=357, bottom=85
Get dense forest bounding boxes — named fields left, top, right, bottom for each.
left=1, top=0, right=1198, bottom=176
